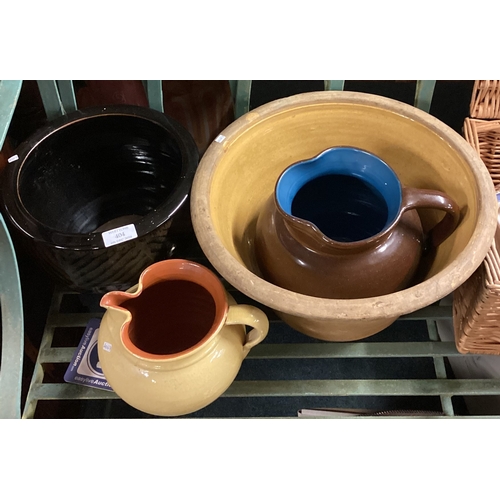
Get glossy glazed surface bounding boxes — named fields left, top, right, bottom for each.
left=191, top=92, right=498, bottom=341
left=255, top=147, right=460, bottom=300
left=276, top=147, right=401, bottom=238
left=1, top=106, right=199, bottom=292
left=19, top=115, right=182, bottom=235
left=98, top=259, right=269, bottom=416
left=290, top=174, right=389, bottom=242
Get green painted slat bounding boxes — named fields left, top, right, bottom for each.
left=39, top=347, right=77, bottom=364
left=441, top=397, right=456, bottom=417
left=401, top=305, right=451, bottom=320
left=427, top=319, right=454, bottom=416
left=223, top=379, right=500, bottom=397
left=38, top=341, right=461, bottom=364
left=37, top=80, right=65, bottom=120
left=300, top=415, right=500, bottom=419
left=324, top=80, right=345, bottom=91
left=21, top=364, right=45, bottom=419
left=247, top=341, right=460, bottom=359
left=0, top=215, right=24, bottom=419
left=57, top=80, right=77, bottom=113
left=31, top=383, right=119, bottom=400
left=233, top=80, right=252, bottom=118
left=414, top=80, right=436, bottom=112
left=427, top=320, right=450, bottom=378
left=145, top=80, right=163, bottom=112
left=0, top=80, right=22, bottom=149
left=0, top=80, right=24, bottom=419
left=30, top=378, right=500, bottom=401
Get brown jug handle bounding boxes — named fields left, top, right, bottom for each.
left=401, top=187, right=460, bottom=247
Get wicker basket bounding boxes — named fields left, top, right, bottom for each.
left=453, top=225, right=500, bottom=354
left=463, top=118, right=500, bottom=189
left=453, top=80, right=500, bottom=354
left=470, top=80, right=500, bottom=119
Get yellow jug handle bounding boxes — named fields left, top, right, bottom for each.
left=226, top=304, right=269, bottom=356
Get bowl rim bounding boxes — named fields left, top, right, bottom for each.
left=191, top=91, right=498, bottom=321
left=1, top=104, right=199, bottom=251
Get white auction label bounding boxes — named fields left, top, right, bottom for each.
left=102, top=224, right=138, bottom=247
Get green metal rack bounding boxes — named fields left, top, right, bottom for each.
left=3, top=80, right=500, bottom=418
left=20, top=283, right=500, bottom=419
left=0, top=80, right=24, bottom=419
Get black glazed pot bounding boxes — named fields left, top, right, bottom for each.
left=1, top=105, right=199, bottom=293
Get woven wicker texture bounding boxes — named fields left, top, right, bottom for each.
left=453, top=240, right=500, bottom=354
left=453, top=80, right=500, bottom=354
left=464, top=118, right=500, bottom=189
left=470, top=80, right=500, bottom=119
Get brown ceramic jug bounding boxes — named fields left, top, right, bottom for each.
left=255, top=147, right=460, bottom=299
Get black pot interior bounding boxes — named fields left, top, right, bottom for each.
left=19, top=114, right=183, bottom=234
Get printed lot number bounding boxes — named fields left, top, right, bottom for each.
left=102, top=224, right=138, bottom=248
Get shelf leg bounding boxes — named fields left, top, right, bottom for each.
left=427, top=319, right=455, bottom=416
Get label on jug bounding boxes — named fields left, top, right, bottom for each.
left=102, top=224, right=138, bottom=247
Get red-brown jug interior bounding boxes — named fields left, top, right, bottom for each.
left=101, top=260, right=228, bottom=357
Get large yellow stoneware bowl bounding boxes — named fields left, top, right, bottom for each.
left=191, top=91, right=498, bottom=341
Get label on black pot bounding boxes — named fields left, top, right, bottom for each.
left=102, top=223, right=138, bottom=247
left=64, top=318, right=113, bottom=392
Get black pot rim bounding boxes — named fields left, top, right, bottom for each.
left=1, top=105, right=199, bottom=250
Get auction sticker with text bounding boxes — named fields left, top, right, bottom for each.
left=102, top=224, right=138, bottom=248
left=64, top=318, right=113, bottom=391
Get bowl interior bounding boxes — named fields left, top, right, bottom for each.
left=19, top=115, right=183, bottom=234
left=208, top=101, right=479, bottom=283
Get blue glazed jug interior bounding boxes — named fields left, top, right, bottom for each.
left=276, top=147, right=403, bottom=242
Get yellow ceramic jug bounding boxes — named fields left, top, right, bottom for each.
left=98, top=259, right=269, bottom=416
